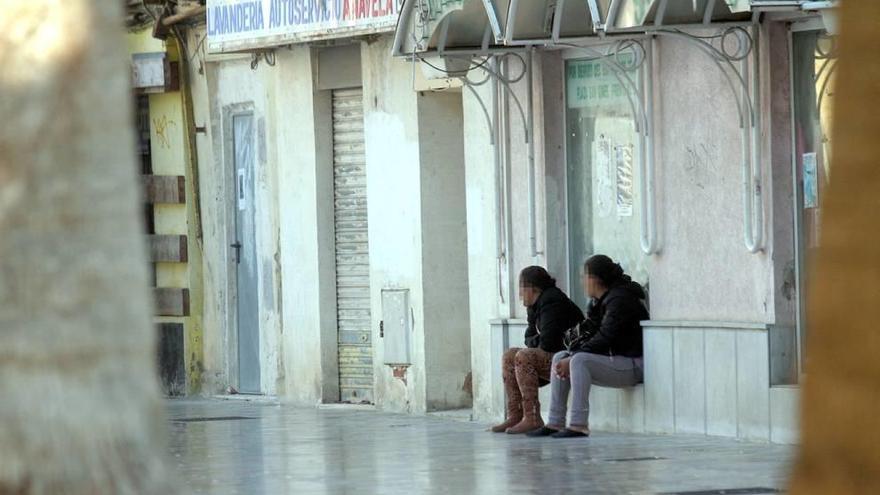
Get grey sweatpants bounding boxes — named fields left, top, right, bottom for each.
left=548, top=351, right=644, bottom=427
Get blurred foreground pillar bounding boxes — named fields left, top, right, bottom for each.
left=0, top=2, right=173, bottom=494
left=789, top=2, right=880, bottom=494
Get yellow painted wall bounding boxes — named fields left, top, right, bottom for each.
left=127, top=27, right=165, bottom=54
left=127, top=27, right=204, bottom=394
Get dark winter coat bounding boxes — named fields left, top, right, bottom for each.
left=524, top=286, right=585, bottom=354
left=564, top=276, right=649, bottom=358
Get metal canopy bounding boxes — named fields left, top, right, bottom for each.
left=392, top=0, right=511, bottom=57
left=392, top=0, right=832, bottom=56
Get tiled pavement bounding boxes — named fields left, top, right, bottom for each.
left=166, top=399, right=793, bottom=495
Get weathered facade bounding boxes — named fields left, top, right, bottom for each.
left=165, top=0, right=473, bottom=414
left=140, top=0, right=838, bottom=445
left=127, top=22, right=206, bottom=396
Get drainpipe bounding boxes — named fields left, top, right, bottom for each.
left=502, top=56, right=516, bottom=318
left=742, top=27, right=765, bottom=253
left=491, top=57, right=506, bottom=304
left=171, top=28, right=204, bottom=243
left=640, top=37, right=660, bottom=255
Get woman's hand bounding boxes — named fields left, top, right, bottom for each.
left=555, top=357, right=571, bottom=379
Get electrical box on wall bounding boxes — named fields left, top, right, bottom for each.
left=381, top=289, right=411, bottom=365
left=131, top=52, right=179, bottom=93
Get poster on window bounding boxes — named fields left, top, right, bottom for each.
left=595, top=136, right=614, bottom=218
left=615, top=144, right=634, bottom=217
left=803, top=152, right=818, bottom=209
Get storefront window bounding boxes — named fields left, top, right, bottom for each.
left=565, top=56, right=648, bottom=310
left=791, top=30, right=836, bottom=372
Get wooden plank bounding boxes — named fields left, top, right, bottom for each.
left=154, top=288, right=190, bottom=316
left=143, top=175, right=185, bottom=204
left=148, top=234, right=188, bottom=262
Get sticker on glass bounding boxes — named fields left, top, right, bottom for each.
left=595, top=135, right=614, bottom=218
left=803, top=152, right=818, bottom=209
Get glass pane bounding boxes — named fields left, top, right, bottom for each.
left=791, top=31, right=836, bottom=371
left=614, top=0, right=654, bottom=30
left=662, top=0, right=709, bottom=25
left=559, top=0, right=594, bottom=38
left=594, top=0, right=614, bottom=23
left=565, top=57, right=647, bottom=310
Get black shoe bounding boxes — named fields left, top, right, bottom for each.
left=550, top=429, right=590, bottom=438
left=525, top=426, right=560, bottom=437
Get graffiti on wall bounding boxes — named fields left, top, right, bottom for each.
left=152, top=115, right=177, bottom=150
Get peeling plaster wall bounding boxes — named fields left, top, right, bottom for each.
left=419, top=90, right=472, bottom=411
left=362, top=37, right=426, bottom=413
left=274, top=46, right=340, bottom=405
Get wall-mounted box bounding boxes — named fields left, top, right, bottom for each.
left=381, top=289, right=411, bottom=365
left=132, top=52, right=179, bottom=93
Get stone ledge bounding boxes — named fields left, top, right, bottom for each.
left=641, top=320, right=768, bottom=330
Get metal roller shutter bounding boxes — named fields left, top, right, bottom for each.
left=332, top=88, right=374, bottom=403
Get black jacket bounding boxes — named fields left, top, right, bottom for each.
left=524, top=286, right=585, bottom=354
left=564, top=276, right=648, bottom=358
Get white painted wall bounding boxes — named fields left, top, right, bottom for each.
left=273, top=46, right=340, bottom=405
left=463, top=68, right=504, bottom=422
left=418, top=91, right=472, bottom=411
left=362, top=37, right=426, bottom=413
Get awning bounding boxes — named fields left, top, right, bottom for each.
left=392, top=0, right=835, bottom=57
left=392, top=0, right=510, bottom=57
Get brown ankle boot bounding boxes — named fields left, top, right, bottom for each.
left=491, top=396, right=524, bottom=432
left=506, top=398, right=544, bottom=434
left=490, top=414, right=523, bottom=433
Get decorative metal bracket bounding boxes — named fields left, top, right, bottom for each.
left=653, top=26, right=766, bottom=253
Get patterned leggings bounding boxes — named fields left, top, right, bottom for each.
left=501, top=347, right=554, bottom=417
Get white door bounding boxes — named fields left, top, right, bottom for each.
left=232, top=113, right=260, bottom=394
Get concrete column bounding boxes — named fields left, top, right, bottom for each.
left=418, top=91, right=472, bottom=411
left=275, top=46, right=340, bottom=405
left=462, top=68, right=505, bottom=421
left=362, top=37, right=427, bottom=413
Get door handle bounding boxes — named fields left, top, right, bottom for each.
left=230, top=242, right=242, bottom=264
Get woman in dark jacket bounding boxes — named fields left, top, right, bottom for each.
left=491, top=266, right=584, bottom=434
left=527, top=255, right=649, bottom=438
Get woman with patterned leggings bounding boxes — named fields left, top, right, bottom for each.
left=491, top=266, right=584, bottom=434
left=527, top=255, right=649, bottom=438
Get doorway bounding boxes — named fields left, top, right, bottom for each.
left=231, top=112, right=261, bottom=394
left=790, top=29, right=836, bottom=376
